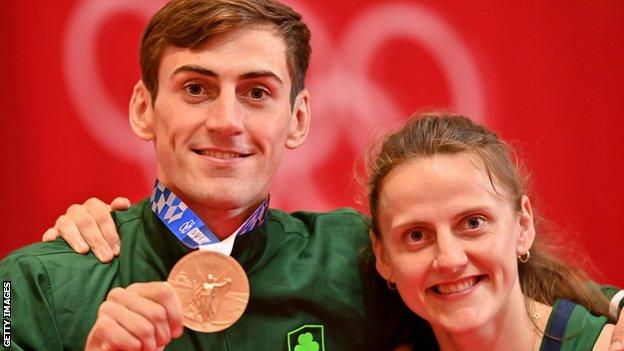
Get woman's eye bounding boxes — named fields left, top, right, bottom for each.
left=249, top=87, right=269, bottom=100
left=185, top=83, right=204, bottom=96
left=465, top=217, right=485, bottom=230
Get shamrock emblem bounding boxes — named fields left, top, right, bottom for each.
left=294, top=332, right=320, bottom=351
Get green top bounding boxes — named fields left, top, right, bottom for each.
left=540, top=299, right=609, bottom=351
left=1, top=199, right=422, bottom=350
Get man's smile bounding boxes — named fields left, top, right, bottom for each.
left=192, top=148, right=253, bottom=159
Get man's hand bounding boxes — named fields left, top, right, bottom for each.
left=42, top=197, right=130, bottom=262
left=85, top=282, right=184, bottom=351
left=611, top=309, right=624, bottom=350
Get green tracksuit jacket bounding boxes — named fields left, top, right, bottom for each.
left=540, top=299, right=611, bottom=351
left=0, top=200, right=427, bottom=350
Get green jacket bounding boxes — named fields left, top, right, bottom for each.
left=540, top=299, right=610, bottom=351
left=1, top=200, right=424, bottom=350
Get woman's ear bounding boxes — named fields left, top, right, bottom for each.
left=516, top=195, right=536, bottom=255
left=285, top=89, right=311, bottom=149
left=370, top=231, right=393, bottom=281
left=129, top=80, right=155, bottom=141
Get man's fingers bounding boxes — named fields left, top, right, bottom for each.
left=86, top=313, right=143, bottom=351
left=85, top=198, right=121, bottom=255
left=66, top=204, right=114, bottom=262
left=110, top=197, right=132, bottom=211
left=99, top=299, right=161, bottom=351
left=86, top=284, right=182, bottom=351
left=41, top=227, right=59, bottom=242
left=610, top=309, right=624, bottom=350
left=54, top=216, right=89, bottom=254
left=128, top=282, right=185, bottom=338
left=107, top=287, right=173, bottom=347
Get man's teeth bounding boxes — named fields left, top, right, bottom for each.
left=435, top=276, right=478, bottom=294
left=198, top=150, right=240, bottom=159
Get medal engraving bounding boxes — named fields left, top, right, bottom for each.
left=168, top=250, right=249, bottom=332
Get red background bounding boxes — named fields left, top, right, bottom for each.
left=1, top=1, right=622, bottom=287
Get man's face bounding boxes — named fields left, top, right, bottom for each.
left=132, top=27, right=309, bottom=214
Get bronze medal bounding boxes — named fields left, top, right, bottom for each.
left=167, top=250, right=250, bottom=332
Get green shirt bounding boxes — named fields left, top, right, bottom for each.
left=1, top=200, right=422, bottom=350
left=540, top=299, right=609, bottom=351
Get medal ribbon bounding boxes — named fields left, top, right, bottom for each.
left=149, top=180, right=269, bottom=252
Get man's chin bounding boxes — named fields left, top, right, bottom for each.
left=189, top=188, right=261, bottom=211
left=201, top=194, right=250, bottom=211
left=170, top=176, right=265, bottom=211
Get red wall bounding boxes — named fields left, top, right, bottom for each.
left=1, top=0, right=622, bottom=287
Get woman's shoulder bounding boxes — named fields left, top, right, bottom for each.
left=542, top=299, right=612, bottom=351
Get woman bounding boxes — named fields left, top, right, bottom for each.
left=367, top=112, right=615, bottom=350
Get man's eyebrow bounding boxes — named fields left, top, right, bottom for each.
left=240, top=70, right=283, bottom=84
left=171, top=65, right=217, bottom=78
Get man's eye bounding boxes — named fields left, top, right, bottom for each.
left=409, top=230, right=424, bottom=242
left=185, top=83, right=204, bottom=96
left=248, top=87, right=269, bottom=100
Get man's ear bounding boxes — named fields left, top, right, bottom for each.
left=285, top=89, right=311, bottom=149
left=370, top=231, right=392, bottom=281
left=129, top=80, right=155, bottom=141
left=516, top=195, right=536, bottom=255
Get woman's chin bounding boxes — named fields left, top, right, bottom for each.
left=427, top=308, right=490, bottom=336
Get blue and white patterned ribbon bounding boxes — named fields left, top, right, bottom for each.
left=149, top=180, right=269, bottom=253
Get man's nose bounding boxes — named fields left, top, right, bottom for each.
left=205, top=91, right=244, bottom=136
left=432, top=231, right=468, bottom=273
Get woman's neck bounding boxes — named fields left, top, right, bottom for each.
left=432, top=294, right=552, bottom=351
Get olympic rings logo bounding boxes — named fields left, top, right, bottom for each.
left=62, top=0, right=486, bottom=211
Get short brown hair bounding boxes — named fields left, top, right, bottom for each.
left=367, top=112, right=613, bottom=322
left=140, top=0, right=311, bottom=106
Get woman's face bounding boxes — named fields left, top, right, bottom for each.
left=372, top=153, right=535, bottom=334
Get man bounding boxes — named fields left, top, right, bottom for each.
left=0, top=0, right=421, bottom=350
left=3, top=0, right=624, bottom=350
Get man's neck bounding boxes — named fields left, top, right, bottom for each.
left=176, top=193, right=265, bottom=241
left=152, top=179, right=268, bottom=242
left=196, top=206, right=256, bottom=241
